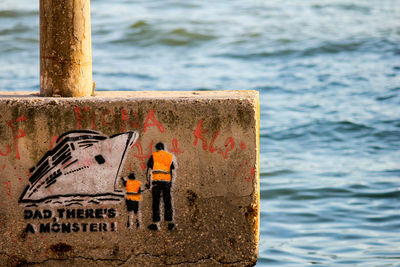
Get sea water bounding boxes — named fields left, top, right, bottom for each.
left=1, top=0, right=399, bottom=265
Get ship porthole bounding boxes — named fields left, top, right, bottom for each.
left=94, top=155, right=106, bottom=165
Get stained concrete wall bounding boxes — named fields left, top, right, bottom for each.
left=0, top=91, right=259, bottom=266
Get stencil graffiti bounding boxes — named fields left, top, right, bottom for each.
left=121, top=173, right=142, bottom=228
left=14, top=107, right=184, bottom=233
left=19, top=130, right=139, bottom=206
left=146, top=142, right=177, bottom=231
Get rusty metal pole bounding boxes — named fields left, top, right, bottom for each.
left=40, top=0, right=93, bottom=97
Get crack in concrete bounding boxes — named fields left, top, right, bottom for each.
left=1, top=251, right=255, bottom=266
left=120, top=252, right=255, bottom=266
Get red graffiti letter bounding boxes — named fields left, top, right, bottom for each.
left=101, top=108, right=114, bottom=127
left=240, top=142, right=246, bottom=150
left=121, top=109, right=140, bottom=131
left=208, top=130, right=220, bottom=153
left=6, top=118, right=27, bottom=160
left=169, top=138, right=184, bottom=154
left=15, top=115, right=27, bottom=122
left=73, top=106, right=90, bottom=129
left=132, top=140, right=154, bottom=171
left=220, top=137, right=235, bottom=159
left=193, top=120, right=208, bottom=150
left=0, top=144, right=11, bottom=157
left=143, top=109, right=165, bottom=133
left=73, top=106, right=83, bottom=129
left=90, top=110, right=96, bottom=130
left=3, top=181, right=11, bottom=199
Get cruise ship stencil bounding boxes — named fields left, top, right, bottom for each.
left=19, top=130, right=138, bottom=206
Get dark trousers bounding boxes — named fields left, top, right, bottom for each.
left=126, top=199, right=139, bottom=213
left=152, top=181, right=173, bottom=222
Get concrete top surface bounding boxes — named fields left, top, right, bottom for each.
left=0, top=90, right=258, bottom=100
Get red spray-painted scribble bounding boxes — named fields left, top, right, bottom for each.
left=0, top=115, right=27, bottom=174
left=235, top=160, right=248, bottom=177
left=193, top=119, right=254, bottom=181
left=73, top=107, right=165, bottom=134
left=208, top=130, right=219, bottom=153
left=0, top=114, right=28, bottom=175
left=5, top=115, right=27, bottom=160
left=132, top=140, right=154, bottom=171
left=143, top=109, right=165, bottom=133
left=221, top=137, right=235, bottom=159
left=73, top=106, right=89, bottom=129
left=193, top=120, right=208, bottom=150
left=3, top=181, right=12, bottom=199
left=169, top=138, right=184, bottom=155
left=234, top=145, right=256, bottom=182
left=193, top=120, right=235, bottom=159
left=234, top=160, right=256, bottom=182
left=71, top=106, right=171, bottom=171
left=246, top=167, right=256, bottom=182
left=131, top=138, right=183, bottom=171
left=73, top=106, right=97, bottom=130
left=101, top=108, right=114, bottom=127
left=121, top=108, right=140, bottom=131
left=0, top=145, right=11, bottom=157
left=90, top=110, right=96, bottom=130
left=15, top=115, right=27, bottom=123
left=240, top=142, right=246, bottom=150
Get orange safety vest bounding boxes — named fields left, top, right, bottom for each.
left=152, top=150, right=173, bottom=181
left=126, top=180, right=141, bottom=201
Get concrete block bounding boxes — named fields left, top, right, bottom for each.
left=0, top=91, right=259, bottom=266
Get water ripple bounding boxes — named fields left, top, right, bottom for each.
left=111, top=21, right=216, bottom=47
left=0, top=10, right=37, bottom=18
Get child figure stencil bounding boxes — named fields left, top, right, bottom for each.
left=122, top=173, right=142, bottom=228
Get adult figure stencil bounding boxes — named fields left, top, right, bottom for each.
left=146, top=142, right=177, bottom=231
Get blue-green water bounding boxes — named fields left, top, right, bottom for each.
left=1, top=0, right=400, bottom=265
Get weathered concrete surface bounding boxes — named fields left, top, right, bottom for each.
left=40, top=0, right=93, bottom=97
left=0, top=91, right=259, bottom=266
